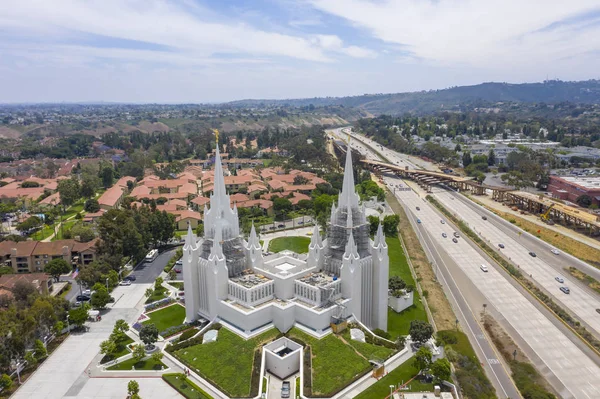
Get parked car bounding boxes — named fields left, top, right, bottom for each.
left=76, top=295, right=91, bottom=302
left=551, top=249, right=560, bottom=255
left=453, top=232, right=459, bottom=238
left=480, top=264, right=489, bottom=272
left=278, top=224, right=285, bottom=228
left=555, top=276, right=564, bottom=283
left=174, top=266, right=182, bottom=273
left=452, top=238, right=458, bottom=243
left=482, top=216, right=488, bottom=220
left=416, top=207, right=420, bottom=211
left=124, top=275, right=136, bottom=281
left=498, top=243, right=505, bottom=249
left=560, top=286, right=570, bottom=294
left=82, top=289, right=91, bottom=296
left=529, top=251, right=537, bottom=257
left=281, top=381, right=291, bottom=398
left=440, top=220, right=445, bottom=224
left=442, top=233, right=447, bottom=238
left=175, top=259, right=183, bottom=266
left=417, top=219, right=421, bottom=224
left=119, top=280, right=131, bottom=286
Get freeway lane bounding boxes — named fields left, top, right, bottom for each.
left=392, top=179, right=600, bottom=398
left=397, top=181, right=520, bottom=399
left=434, top=189, right=600, bottom=338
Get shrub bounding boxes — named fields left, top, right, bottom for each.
left=177, top=328, right=199, bottom=343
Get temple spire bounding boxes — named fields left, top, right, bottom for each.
left=309, top=224, right=322, bottom=248
left=248, top=223, right=261, bottom=250
left=183, top=222, right=196, bottom=250
left=374, top=222, right=385, bottom=247
left=344, top=230, right=359, bottom=260
left=211, top=131, right=227, bottom=204
left=210, top=225, right=224, bottom=260
left=338, top=142, right=359, bottom=209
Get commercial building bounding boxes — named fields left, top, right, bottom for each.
left=548, top=175, right=600, bottom=206
left=183, top=145, right=389, bottom=336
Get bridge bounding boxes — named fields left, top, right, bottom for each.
left=360, top=158, right=600, bottom=235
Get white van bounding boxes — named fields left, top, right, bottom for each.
left=480, top=264, right=489, bottom=272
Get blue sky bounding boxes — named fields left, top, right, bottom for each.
left=0, top=0, right=599, bottom=103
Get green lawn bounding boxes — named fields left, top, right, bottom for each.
left=107, top=356, right=166, bottom=371
left=163, top=373, right=213, bottom=399
left=386, top=237, right=428, bottom=339
left=169, top=282, right=184, bottom=290
left=143, top=304, right=186, bottom=332
left=63, top=202, right=85, bottom=219
left=34, top=224, right=56, bottom=240
left=354, top=357, right=434, bottom=398
left=268, top=236, right=311, bottom=254
left=145, top=286, right=169, bottom=304
left=340, top=330, right=395, bottom=361
left=53, top=220, right=77, bottom=240
left=100, top=336, right=135, bottom=364
left=174, top=328, right=279, bottom=397
left=287, top=328, right=372, bottom=397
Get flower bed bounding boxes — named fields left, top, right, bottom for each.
left=144, top=297, right=175, bottom=312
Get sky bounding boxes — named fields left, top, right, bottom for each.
left=1, top=0, right=600, bottom=103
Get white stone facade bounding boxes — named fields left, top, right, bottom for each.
left=183, top=144, right=389, bottom=335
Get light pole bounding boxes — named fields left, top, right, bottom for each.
left=483, top=303, right=487, bottom=315
left=105, top=277, right=109, bottom=292
left=389, top=384, right=395, bottom=398
left=66, top=314, right=70, bottom=334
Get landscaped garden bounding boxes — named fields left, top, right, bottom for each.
left=142, top=304, right=186, bottom=332
left=340, top=330, right=395, bottom=361
left=107, top=356, right=166, bottom=371
left=286, top=328, right=375, bottom=397
left=386, top=237, right=428, bottom=339
left=172, top=327, right=279, bottom=397
left=100, top=335, right=134, bottom=364
left=268, top=236, right=311, bottom=254
left=145, top=286, right=168, bottom=304
left=163, top=373, right=212, bottom=399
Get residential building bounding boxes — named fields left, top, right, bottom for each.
left=0, top=239, right=98, bottom=273
left=0, top=273, right=53, bottom=295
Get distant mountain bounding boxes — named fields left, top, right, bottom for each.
left=227, top=80, right=600, bottom=115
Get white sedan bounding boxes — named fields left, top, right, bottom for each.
left=551, top=249, right=560, bottom=255
left=119, top=280, right=132, bottom=286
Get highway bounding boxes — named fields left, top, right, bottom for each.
left=332, top=127, right=600, bottom=398
left=434, top=189, right=600, bottom=338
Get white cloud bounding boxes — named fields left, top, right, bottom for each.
left=312, top=34, right=377, bottom=58
left=0, top=0, right=370, bottom=64
left=308, top=0, right=600, bottom=69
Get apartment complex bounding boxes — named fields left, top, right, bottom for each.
left=0, top=239, right=98, bottom=274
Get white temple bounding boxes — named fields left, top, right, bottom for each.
left=182, top=144, right=389, bottom=335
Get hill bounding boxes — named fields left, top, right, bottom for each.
left=227, top=80, right=600, bottom=115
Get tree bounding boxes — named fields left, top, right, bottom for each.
left=430, top=358, right=451, bottom=382
left=409, top=320, right=434, bottom=345
left=44, top=258, right=71, bottom=282
left=389, top=276, right=406, bottom=291
left=383, top=214, right=400, bottom=237
left=69, top=223, right=96, bottom=242
left=84, top=199, right=100, bottom=213
left=80, top=171, right=101, bottom=198
left=127, top=380, right=140, bottom=396
left=110, top=319, right=129, bottom=344
left=33, top=339, right=47, bottom=360
left=462, top=152, right=472, bottom=167
left=100, top=339, right=117, bottom=358
left=91, top=288, right=111, bottom=309
left=367, top=215, right=380, bottom=236
left=11, top=280, right=37, bottom=302
left=16, top=216, right=42, bottom=233
left=454, top=143, right=461, bottom=152
left=144, top=288, right=153, bottom=298
left=168, top=269, right=177, bottom=281
left=413, top=346, right=432, bottom=372
left=0, top=374, right=12, bottom=391
left=154, top=277, right=163, bottom=291
left=151, top=351, right=163, bottom=364
left=68, top=307, right=89, bottom=328
left=487, top=149, right=496, bottom=166
left=576, top=194, right=593, bottom=208
left=139, top=324, right=159, bottom=347
left=57, top=178, right=81, bottom=209
left=132, top=344, right=145, bottom=362
left=101, top=166, right=114, bottom=189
